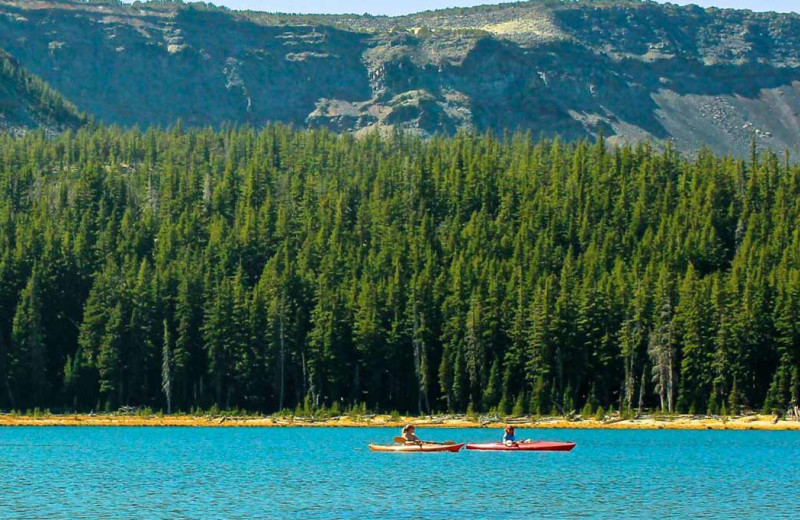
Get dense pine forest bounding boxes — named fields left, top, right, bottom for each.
left=0, top=125, right=798, bottom=417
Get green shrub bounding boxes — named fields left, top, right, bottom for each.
left=594, top=406, right=605, bottom=421
left=707, top=396, right=718, bottom=416
left=562, top=386, right=575, bottom=416
left=497, top=396, right=509, bottom=416
left=347, top=402, right=367, bottom=419
left=466, top=402, right=477, bottom=421
left=512, top=394, right=527, bottom=417
left=302, top=395, right=314, bottom=417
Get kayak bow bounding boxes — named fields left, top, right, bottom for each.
left=465, top=441, right=576, bottom=452
left=369, top=442, right=465, bottom=453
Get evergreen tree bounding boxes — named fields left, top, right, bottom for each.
left=10, top=268, right=46, bottom=408
left=98, top=302, right=124, bottom=409
left=0, top=125, right=795, bottom=415
left=676, top=265, right=713, bottom=413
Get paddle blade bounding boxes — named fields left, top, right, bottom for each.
left=392, top=437, right=456, bottom=445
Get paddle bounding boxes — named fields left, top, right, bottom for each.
left=393, top=436, right=456, bottom=445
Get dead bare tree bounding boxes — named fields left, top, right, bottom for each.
left=649, top=295, right=676, bottom=413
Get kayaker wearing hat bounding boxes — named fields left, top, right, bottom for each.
left=503, top=425, right=531, bottom=446
left=402, top=424, right=422, bottom=444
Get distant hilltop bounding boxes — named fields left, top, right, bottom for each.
left=2, top=0, right=800, bottom=156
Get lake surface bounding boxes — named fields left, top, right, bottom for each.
left=1, top=427, right=798, bottom=519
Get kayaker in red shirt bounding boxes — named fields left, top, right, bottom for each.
left=503, top=426, right=531, bottom=446
left=402, top=424, right=422, bottom=444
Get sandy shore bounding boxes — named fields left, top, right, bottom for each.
left=1, top=413, right=799, bottom=430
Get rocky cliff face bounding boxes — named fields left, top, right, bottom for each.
left=1, top=0, right=799, bottom=156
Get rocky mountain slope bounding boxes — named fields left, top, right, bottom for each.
left=0, top=0, right=799, bottom=155
left=0, top=47, right=86, bottom=134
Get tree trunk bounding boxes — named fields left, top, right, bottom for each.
left=354, top=363, right=360, bottom=404
left=300, top=350, right=306, bottom=398
left=5, top=377, right=15, bottom=410
left=667, top=352, right=675, bottom=414
left=215, top=371, right=222, bottom=409
left=412, top=312, right=428, bottom=415
left=278, top=309, right=285, bottom=411
left=638, top=364, right=646, bottom=415
left=624, top=351, right=635, bottom=411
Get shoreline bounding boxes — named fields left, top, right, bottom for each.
left=2, top=413, right=799, bottom=430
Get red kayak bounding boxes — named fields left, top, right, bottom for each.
left=466, top=441, right=576, bottom=452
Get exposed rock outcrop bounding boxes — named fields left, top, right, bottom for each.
left=0, top=0, right=799, bottom=156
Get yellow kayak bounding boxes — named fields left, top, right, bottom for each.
left=369, top=442, right=464, bottom=453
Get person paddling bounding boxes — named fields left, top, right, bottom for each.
left=503, top=425, right=531, bottom=446
left=402, top=424, right=422, bottom=444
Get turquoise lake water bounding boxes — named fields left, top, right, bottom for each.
left=1, top=427, right=798, bottom=519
